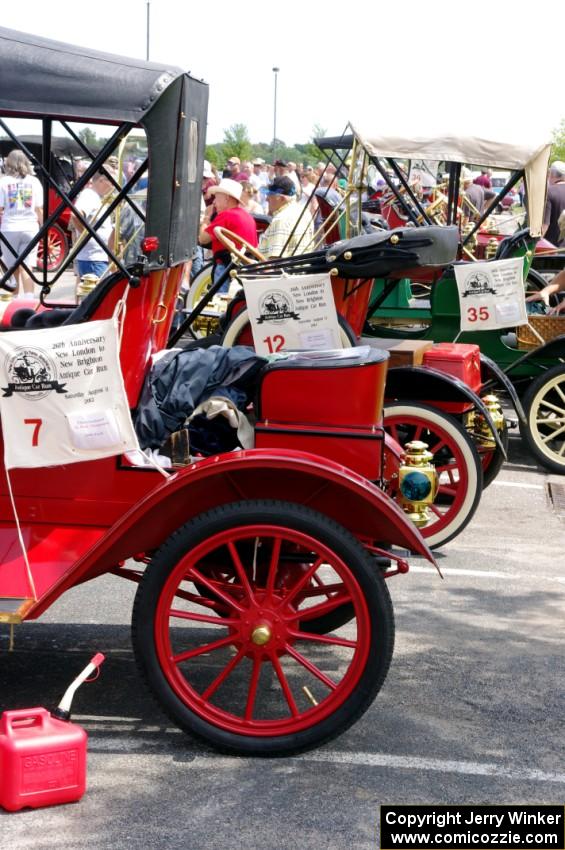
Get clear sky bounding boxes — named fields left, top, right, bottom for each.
left=1, top=0, right=562, bottom=148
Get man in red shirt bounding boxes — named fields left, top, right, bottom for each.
left=474, top=169, right=492, bottom=189
left=198, top=178, right=258, bottom=291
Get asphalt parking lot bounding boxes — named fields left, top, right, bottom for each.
left=1, top=426, right=564, bottom=850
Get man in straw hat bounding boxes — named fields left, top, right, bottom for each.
left=198, top=177, right=258, bottom=290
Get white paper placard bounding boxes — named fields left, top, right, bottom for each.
left=241, top=273, right=343, bottom=355
left=454, top=257, right=528, bottom=331
left=0, top=317, right=139, bottom=468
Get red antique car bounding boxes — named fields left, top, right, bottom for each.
left=0, top=27, right=445, bottom=757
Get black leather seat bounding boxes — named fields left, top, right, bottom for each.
left=3, top=270, right=128, bottom=332
left=325, top=225, right=460, bottom=279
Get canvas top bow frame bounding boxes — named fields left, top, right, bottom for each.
left=0, top=26, right=208, bottom=300
left=314, top=121, right=552, bottom=256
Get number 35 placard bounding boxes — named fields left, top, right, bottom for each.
left=454, top=257, right=528, bottom=332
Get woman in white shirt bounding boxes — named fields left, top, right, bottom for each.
left=0, top=149, right=43, bottom=296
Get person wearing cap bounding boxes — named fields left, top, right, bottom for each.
left=285, top=161, right=301, bottom=196
left=70, top=159, right=119, bottom=280
left=259, top=176, right=314, bottom=259
left=460, top=166, right=484, bottom=222
left=273, top=159, right=287, bottom=178
left=250, top=158, right=267, bottom=189
left=198, top=177, right=258, bottom=290
left=223, top=156, right=247, bottom=183
left=250, top=159, right=269, bottom=210
left=543, top=161, right=565, bottom=247
left=274, top=159, right=301, bottom=197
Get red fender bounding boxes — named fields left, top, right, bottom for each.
left=29, top=448, right=436, bottom=618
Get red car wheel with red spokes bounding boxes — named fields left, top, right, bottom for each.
left=36, top=223, right=69, bottom=272
left=383, top=402, right=483, bottom=549
left=132, top=500, right=394, bottom=755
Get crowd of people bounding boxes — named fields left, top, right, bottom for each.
left=194, top=157, right=342, bottom=283
left=0, top=145, right=564, bottom=313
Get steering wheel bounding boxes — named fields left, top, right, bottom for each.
left=213, top=226, right=266, bottom=266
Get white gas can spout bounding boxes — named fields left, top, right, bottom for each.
left=51, top=653, right=105, bottom=721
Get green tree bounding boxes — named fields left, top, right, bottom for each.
left=299, top=124, right=328, bottom=166
left=222, top=124, right=252, bottom=163
left=551, top=120, right=565, bottom=163
left=205, top=145, right=219, bottom=167
left=78, top=127, right=98, bottom=151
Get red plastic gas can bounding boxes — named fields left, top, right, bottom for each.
left=0, top=707, right=87, bottom=811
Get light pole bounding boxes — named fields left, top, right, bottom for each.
left=272, top=66, right=279, bottom=160
left=146, top=0, right=151, bottom=61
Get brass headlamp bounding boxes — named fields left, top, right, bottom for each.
left=467, top=394, right=505, bottom=449
left=397, top=440, right=439, bottom=528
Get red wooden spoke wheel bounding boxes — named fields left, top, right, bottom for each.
left=383, top=402, right=483, bottom=549
left=36, top=223, right=69, bottom=272
left=132, top=500, right=394, bottom=755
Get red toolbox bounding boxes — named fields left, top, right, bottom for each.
left=255, top=347, right=389, bottom=480
left=422, top=343, right=482, bottom=394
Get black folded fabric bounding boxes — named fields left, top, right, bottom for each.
left=134, top=344, right=266, bottom=449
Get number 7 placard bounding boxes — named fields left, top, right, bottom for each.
left=0, top=318, right=139, bottom=469
left=454, top=257, right=528, bottom=331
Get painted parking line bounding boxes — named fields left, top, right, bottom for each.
left=85, top=741, right=565, bottom=786
left=300, top=751, right=565, bottom=785
left=492, top=480, right=544, bottom=490
left=409, top=565, right=565, bottom=584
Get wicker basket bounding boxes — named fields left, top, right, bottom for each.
left=516, top=315, right=565, bottom=349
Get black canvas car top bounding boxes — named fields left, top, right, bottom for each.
left=0, top=27, right=186, bottom=123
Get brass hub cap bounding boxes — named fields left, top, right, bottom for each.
left=251, top=624, right=272, bottom=646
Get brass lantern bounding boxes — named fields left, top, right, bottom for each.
left=397, top=440, right=438, bottom=527
left=469, top=395, right=505, bottom=449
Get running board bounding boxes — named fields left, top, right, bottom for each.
left=0, top=598, right=35, bottom=624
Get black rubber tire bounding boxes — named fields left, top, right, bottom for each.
left=383, top=402, right=484, bottom=548
left=132, top=500, right=394, bottom=756
left=220, top=307, right=357, bottom=348
left=519, top=364, right=565, bottom=474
